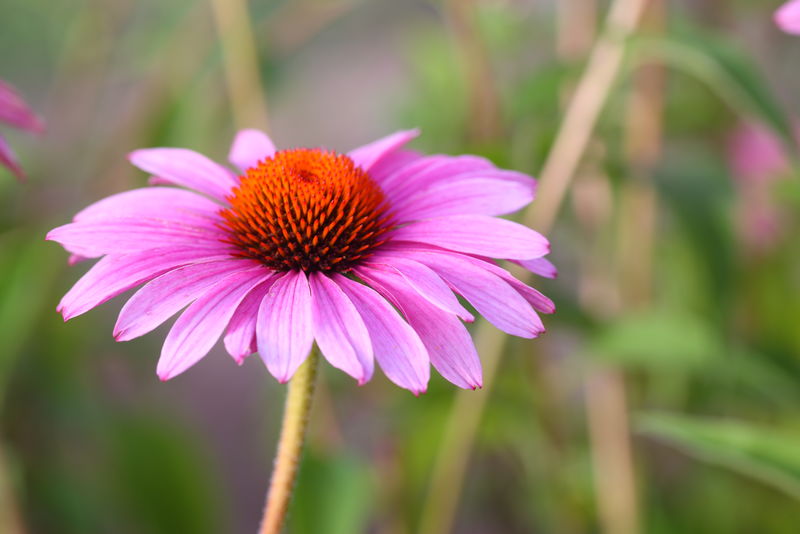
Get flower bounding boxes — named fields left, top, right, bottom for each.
left=0, top=80, right=44, bottom=179
left=47, top=129, right=555, bottom=394
left=776, top=0, right=800, bottom=34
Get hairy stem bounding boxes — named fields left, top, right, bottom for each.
left=259, top=348, right=320, bottom=534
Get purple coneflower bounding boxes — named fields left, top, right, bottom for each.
left=776, top=0, right=800, bottom=34
left=0, top=80, right=44, bottom=179
left=47, top=129, right=554, bottom=394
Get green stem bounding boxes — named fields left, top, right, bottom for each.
left=259, top=347, right=319, bottom=534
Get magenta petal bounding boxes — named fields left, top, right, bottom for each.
left=74, top=188, right=222, bottom=223
left=46, top=219, right=229, bottom=258
left=355, top=267, right=481, bottom=389
left=229, top=129, right=277, bottom=172
left=361, top=259, right=473, bottom=321
left=128, top=148, right=238, bottom=201
left=367, top=150, right=422, bottom=185
left=776, top=0, right=800, bottom=34
left=334, top=275, right=429, bottom=394
left=0, top=134, right=23, bottom=179
left=347, top=129, right=420, bottom=172
left=515, top=257, right=558, bottom=279
left=256, top=271, right=314, bottom=382
left=392, top=176, right=535, bottom=221
left=390, top=215, right=549, bottom=260
left=57, top=248, right=231, bottom=320
left=309, top=273, right=373, bottom=384
left=114, top=259, right=265, bottom=341
left=223, top=277, right=277, bottom=363
left=157, top=267, right=271, bottom=380
left=380, top=155, right=494, bottom=200
left=0, top=80, right=44, bottom=133
left=399, top=250, right=544, bottom=337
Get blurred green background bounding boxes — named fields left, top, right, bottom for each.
left=2, top=0, right=800, bottom=532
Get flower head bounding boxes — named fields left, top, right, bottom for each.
left=776, top=0, right=800, bottom=34
left=47, top=129, right=555, bottom=394
left=0, top=80, right=44, bottom=179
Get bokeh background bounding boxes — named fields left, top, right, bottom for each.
left=2, top=0, right=800, bottom=532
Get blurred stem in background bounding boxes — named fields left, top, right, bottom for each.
left=583, top=2, right=665, bottom=533
left=443, top=0, right=503, bottom=143
left=419, top=1, right=650, bottom=533
left=210, top=0, right=269, bottom=131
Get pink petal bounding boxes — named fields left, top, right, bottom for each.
left=355, top=267, right=482, bottom=389
left=223, top=278, right=277, bottom=363
left=515, top=257, right=558, bottom=279
left=128, top=148, right=238, bottom=201
left=228, top=129, right=277, bottom=172
left=334, top=274, right=429, bottom=394
left=0, top=135, right=23, bottom=179
left=57, top=248, right=231, bottom=320
left=0, top=80, right=44, bottom=133
left=360, top=259, right=473, bottom=321
left=367, top=149, right=422, bottom=184
left=256, top=271, right=314, bottom=382
left=391, top=175, right=534, bottom=221
left=391, top=250, right=545, bottom=338
left=157, top=267, right=272, bottom=380
left=74, top=188, right=223, bottom=223
left=114, top=259, right=265, bottom=341
left=46, top=218, right=229, bottom=258
left=347, top=129, right=420, bottom=172
left=309, top=273, right=373, bottom=384
left=776, top=0, right=800, bottom=34
left=380, top=155, right=494, bottom=200
left=390, top=215, right=549, bottom=260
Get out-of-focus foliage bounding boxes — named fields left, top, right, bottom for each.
left=2, top=0, right=800, bottom=533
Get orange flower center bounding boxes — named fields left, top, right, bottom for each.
left=220, top=148, right=394, bottom=272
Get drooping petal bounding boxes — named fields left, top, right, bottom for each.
left=389, top=249, right=544, bottom=337
left=114, top=259, right=265, bottom=341
left=57, top=248, right=231, bottom=320
left=0, top=80, right=44, bottom=133
left=223, top=277, right=277, bottom=363
left=74, top=188, right=223, bottom=223
left=334, top=274, right=429, bottom=394
left=46, top=218, right=229, bottom=258
left=776, top=0, right=800, bottom=34
left=128, top=148, right=238, bottom=201
left=360, top=259, right=473, bottom=321
left=157, top=267, right=271, bottom=380
left=256, top=271, right=314, bottom=383
left=367, top=149, right=422, bottom=185
left=515, top=257, right=558, bottom=279
left=229, top=129, right=277, bottom=172
left=390, top=215, right=549, bottom=260
left=355, top=267, right=482, bottom=389
left=0, top=134, right=23, bottom=179
left=309, top=273, right=373, bottom=384
left=347, top=129, right=419, bottom=172
left=391, top=175, right=535, bottom=221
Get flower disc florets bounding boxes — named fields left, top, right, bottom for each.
left=221, top=148, right=394, bottom=272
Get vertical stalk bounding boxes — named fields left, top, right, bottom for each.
left=443, top=0, right=503, bottom=142
left=210, top=0, right=270, bottom=131
left=259, top=349, right=320, bottom=534
left=418, top=2, right=650, bottom=532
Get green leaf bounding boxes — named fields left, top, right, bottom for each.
left=638, top=413, right=800, bottom=500
left=288, top=450, right=374, bottom=534
left=627, top=28, right=798, bottom=164
left=589, top=310, right=721, bottom=370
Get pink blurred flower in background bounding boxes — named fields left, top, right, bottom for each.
left=47, top=129, right=555, bottom=394
left=727, top=122, right=796, bottom=251
left=0, top=80, right=44, bottom=179
left=775, top=0, right=800, bottom=34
